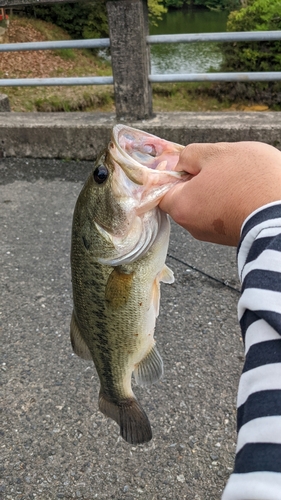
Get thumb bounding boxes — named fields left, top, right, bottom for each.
left=174, top=143, right=205, bottom=175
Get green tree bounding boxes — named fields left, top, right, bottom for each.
left=162, top=0, right=240, bottom=10
left=148, top=0, right=167, bottom=23
left=24, top=0, right=167, bottom=38
left=222, top=0, right=281, bottom=72
left=24, top=2, right=109, bottom=39
left=217, top=0, right=281, bottom=106
left=200, top=0, right=240, bottom=10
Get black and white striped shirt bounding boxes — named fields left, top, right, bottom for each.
left=222, top=201, right=281, bottom=500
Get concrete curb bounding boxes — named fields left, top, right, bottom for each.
left=0, top=111, right=280, bottom=159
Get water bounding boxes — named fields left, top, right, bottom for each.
left=149, top=9, right=228, bottom=74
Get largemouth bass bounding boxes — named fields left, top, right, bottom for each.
left=70, top=125, right=184, bottom=444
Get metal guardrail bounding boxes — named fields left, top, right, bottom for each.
left=1, top=30, right=279, bottom=52
left=0, top=30, right=281, bottom=87
left=150, top=72, right=281, bottom=83
left=0, top=38, right=110, bottom=52
left=1, top=77, right=114, bottom=86
left=147, top=30, right=281, bottom=44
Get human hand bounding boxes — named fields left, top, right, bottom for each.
left=159, top=141, right=281, bottom=246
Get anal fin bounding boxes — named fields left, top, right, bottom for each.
left=70, top=310, right=92, bottom=360
left=134, top=344, right=163, bottom=387
left=99, top=392, right=152, bottom=444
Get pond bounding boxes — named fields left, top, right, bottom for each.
left=149, top=9, right=228, bottom=74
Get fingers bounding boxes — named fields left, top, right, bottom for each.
left=174, top=143, right=203, bottom=174
left=159, top=180, right=189, bottom=221
left=160, top=141, right=281, bottom=247
left=174, top=142, right=232, bottom=174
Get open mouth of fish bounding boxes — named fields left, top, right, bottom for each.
left=111, top=124, right=184, bottom=172
left=109, top=124, right=186, bottom=214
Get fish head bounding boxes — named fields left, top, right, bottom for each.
left=74, top=125, right=186, bottom=266
left=110, top=124, right=186, bottom=215
left=77, top=148, right=132, bottom=237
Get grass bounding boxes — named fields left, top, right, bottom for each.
left=34, top=89, right=114, bottom=112
left=3, top=81, right=231, bottom=113
left=0, top=16, right=278, bottom=113
left=152, top=82, right=230, bottom=112
left=3, top=85, right=116, bottom=113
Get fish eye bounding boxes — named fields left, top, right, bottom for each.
left=93, top=165, right=109, bottom=185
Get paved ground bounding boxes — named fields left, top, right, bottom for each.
left=1, top=158, right=244, bottom=500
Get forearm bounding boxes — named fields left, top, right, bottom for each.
left=222, top=202, right=281, bottom=500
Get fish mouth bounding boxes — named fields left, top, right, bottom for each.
left=109, top=125, right=186, bottom=213
left=111, top=124, right=184, bottom=174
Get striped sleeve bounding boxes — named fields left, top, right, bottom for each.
left=222, top=201, right=281, bottom=500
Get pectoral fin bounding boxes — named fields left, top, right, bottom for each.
left=105, top=268, right=134, bottom=309
left=151, top=277, right=161, bottom=317
left=134, top=344, right=163, bottom=387
left=151, top=265, right=174, bottom=317
left=159, top=264, right=174, bottom=284
left=70, top=311, right=92, bottom=360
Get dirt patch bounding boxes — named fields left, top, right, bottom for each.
left=0, top=19, right=79, bottom=79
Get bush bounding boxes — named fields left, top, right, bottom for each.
left=23, top=2, right=109, bottom=40
left=162, top=0, right=240, bottom=10
left=214, top=0, right=281, bottom=106
left=221, top=0, right=281, bottom=72
left=22, top=0, right=166, bottom=38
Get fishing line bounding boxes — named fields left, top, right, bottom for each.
left=167, top=253, right=241, bottom=294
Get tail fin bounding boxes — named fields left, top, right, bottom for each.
left=99, top=392, right=152, bottom=444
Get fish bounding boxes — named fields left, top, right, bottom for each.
left=70, top=124, right=185, bottom=444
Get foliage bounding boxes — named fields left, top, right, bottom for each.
left=80, top=2, right=108, bottom=40
left=23, top=0, right=167, bottom=38
left=148, top=0, right=167, bottom=24
left=227, top=0, right=281, bottom=31
left=202, top=0, right=240, bottom=10
left=23, top=2, right=109, bottom=39
left=221, top=0, right=281, bottom=72
left=163, top=0, right=185, bottom=8
left=215, top=0, right=281, bottom=105
left=162, top=0, right=240, bottom=11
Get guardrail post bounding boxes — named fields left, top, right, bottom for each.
left=106, top=0, right=153, bottom=121
left=0, top=93, right=10, bottom=111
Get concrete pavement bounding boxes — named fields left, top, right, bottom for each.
left=1, top=157, right=243, bottom=500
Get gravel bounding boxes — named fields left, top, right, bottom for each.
left=1, top=158, right=244, bottom=500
